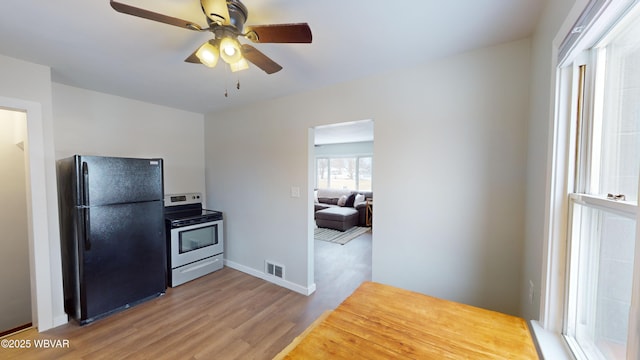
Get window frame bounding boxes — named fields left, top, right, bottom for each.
left=542, top=0, right=640, bottom=358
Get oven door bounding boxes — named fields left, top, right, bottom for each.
left=170, top=220, right=223, bottom=269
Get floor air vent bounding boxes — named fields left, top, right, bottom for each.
left=266, top=261, right=285, bottom=279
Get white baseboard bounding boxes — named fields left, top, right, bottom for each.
left=36, top=314, right=69, bottom=332
left=224, top=260, right=316, bottom=296
left=53, top=314, right=69, bottom=328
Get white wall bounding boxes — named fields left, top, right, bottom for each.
left=0, top=109, right=31, bottom=332
left=205, top=38, right=531, bottom=315
left=521, top=0, right=576, bottom=320
left=52, top=83, right=206, bottom=198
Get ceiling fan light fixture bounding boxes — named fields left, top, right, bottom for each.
left=219, top=37, right=243, bottom=64
left=230, top=58, right=249, bottom=72
left=200, top=0, right=230, bottom=25
left=110, top=1, right=312, bottom=76
left=195, top=41, right=219, bottom=68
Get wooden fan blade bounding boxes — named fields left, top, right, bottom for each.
left=200, top=0, right=230, bottom=25
left=184, top=50, right=200, bottom=64
left=241, top=44, right=282, bottom=74
left=110, top=1, right=203, bottom=31
left=244, top=23, right=312, bottom=43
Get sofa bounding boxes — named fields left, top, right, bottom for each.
left=314, top=188, right=372, bottom=230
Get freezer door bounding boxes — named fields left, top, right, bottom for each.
left=79, top=200, right=166, bottom=323
left=75, top=155, right=163, bottom=206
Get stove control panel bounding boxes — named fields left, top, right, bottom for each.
left=164, top=192, right=202, bottom=207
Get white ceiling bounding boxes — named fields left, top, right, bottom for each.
left=0, top=0, right=545, bottom=115
left=314, top=119, right=374, bottom=145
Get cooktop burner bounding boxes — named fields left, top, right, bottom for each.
left=164, top=193, right=223, bottom=227
left=165, top=208, right=223, bottom=223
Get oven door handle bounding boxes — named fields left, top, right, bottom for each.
left=82, top=162, right=91, bottom=251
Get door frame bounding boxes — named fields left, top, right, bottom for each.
left=308, top=120, right=375, bottom=290
left=0, top=96, right=59, bottom=331
left=0, top=108, right=32, bottom=333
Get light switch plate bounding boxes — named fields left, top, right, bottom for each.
left=291, top=186, right=300, bottom=198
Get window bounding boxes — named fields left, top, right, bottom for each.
left=315, top=156, right=372, bottom=191
left=559, top=3, right=640, bottom=359
left=358, top=157, right=372, bottom=191
left=566, top=201, right=636, bottom=359
left=317, top=158, right=329, bottom=189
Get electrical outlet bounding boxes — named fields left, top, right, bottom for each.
left=528, top=280, right=535, bottom=304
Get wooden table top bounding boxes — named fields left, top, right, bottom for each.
left=276, top=281, right=539, bottom=359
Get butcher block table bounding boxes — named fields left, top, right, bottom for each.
left=275, top=281, right=539, bottom=359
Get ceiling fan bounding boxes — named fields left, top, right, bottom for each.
left=110, top=0, right=312, bottom=74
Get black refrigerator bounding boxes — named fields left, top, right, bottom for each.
left=57, top=155, right=167, bottom=324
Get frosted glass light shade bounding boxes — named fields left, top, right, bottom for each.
left=230, top=58, right=249, bottom=72
left=220, top=37, right=243, bottom=64
left=195, top=41, right=219, bottom=68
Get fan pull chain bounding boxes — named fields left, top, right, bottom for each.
left=224, top=65, right=230, bottom=97
left=222, top=65, right=241, bottom=98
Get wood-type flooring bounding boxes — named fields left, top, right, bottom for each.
left=1, top=233, right=372, bottom=360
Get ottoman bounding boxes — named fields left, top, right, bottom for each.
left=315, top=207, right=359, bottom=231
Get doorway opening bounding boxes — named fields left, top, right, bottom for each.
left=310, top=119, right=373, bottom=303
left=0, top=108, right=32, bottom=336
left=0, top=96, right=62, bottom=333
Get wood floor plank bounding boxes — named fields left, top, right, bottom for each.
left=1, top=233, right=372, bottom=359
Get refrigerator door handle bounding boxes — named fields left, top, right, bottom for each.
left=82, top=161, right=90, bottom=205
left=83, top=207, right=91, bottom=250
left=82, top=162, right=91, bottom=250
